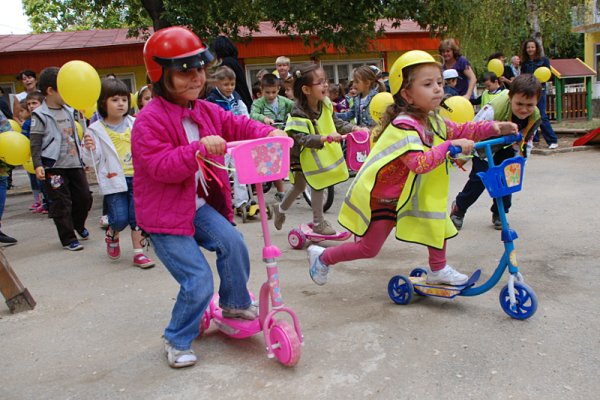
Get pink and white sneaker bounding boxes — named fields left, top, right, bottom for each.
left=133, top=253, right=155, bottom=269
left=105, top=230, right=120, bottom=260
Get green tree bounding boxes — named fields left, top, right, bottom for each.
left=22, top=0, right=584, bottom=62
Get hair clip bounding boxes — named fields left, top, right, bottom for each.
left=295, top=70, right=302, bottom=78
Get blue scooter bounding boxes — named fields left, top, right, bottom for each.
left=387, top=134, right=538, bottom=320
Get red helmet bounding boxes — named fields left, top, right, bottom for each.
left=143, top=26, right=214, bottom=83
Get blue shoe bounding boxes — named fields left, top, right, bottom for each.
left=64, top=241, right=84, bottom=251
left=308, top=245, right=328, bottom=285
left=77, top=228, right=90, bottom=240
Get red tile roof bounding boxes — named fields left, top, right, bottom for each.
left=550, top=58, right=596, bottom=78
left=0, top=19, right=426, bottom=54
left=0, top=28, right=144, bottom=53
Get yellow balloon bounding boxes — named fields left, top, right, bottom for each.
left=369, top=92, right=395, bottom=122
left=131, top=92, right=137, bottom=110
left=23, top=158, right=35, bottom=174
left=57, top=60, right=101, bottom=110
left=0, top=131, right=31, bottom=165
left=487, top=59, right=504, bottom=77
left=534, top=66, right=551, bottom=83
left=83, top=104, right=97, bottom=119
left=439, top=96, right=475, bottom=123
left=75, top=121, right=83, bottom=140
left=8, top=119, right=21, bottom=133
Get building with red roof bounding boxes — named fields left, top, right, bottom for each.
left=0, top=20, right=439, bottom=103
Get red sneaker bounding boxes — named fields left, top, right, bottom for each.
left=133, top=253, right=155, bottom=269
left=29, top=202, right=41, bottom=210
left=105, top=230, right=120, bottom=260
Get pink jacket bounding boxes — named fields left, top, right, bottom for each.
left=132, top=96, right=274, bottom=236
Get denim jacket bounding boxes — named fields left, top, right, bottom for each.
left=335, top=87, right=379, bottom=128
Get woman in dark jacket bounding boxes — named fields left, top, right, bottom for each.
left=212, top=36, right=253, bottom=109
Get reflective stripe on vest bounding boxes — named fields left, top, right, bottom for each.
left=285, top=98, right=349, bottom=190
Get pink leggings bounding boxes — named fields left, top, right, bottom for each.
left=321, top=218, right=447, bottom=271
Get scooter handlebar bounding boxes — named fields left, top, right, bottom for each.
left=447, top=133, right=523, bottom=157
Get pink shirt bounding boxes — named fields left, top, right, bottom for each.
left=371, top=119, right=497, bottom=201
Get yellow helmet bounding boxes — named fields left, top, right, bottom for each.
left=389, top=50, right=438, bottom=95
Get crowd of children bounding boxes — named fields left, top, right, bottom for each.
left=1, top=28, right=556, bottom=370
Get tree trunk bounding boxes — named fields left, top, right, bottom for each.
left=526, top=0, right=544, bottom=54
left=140, top=0, right=171, bottom=31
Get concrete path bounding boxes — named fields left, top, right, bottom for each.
left=1, top=147, right=599, bottom=399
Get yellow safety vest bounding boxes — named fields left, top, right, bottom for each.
left=338, top=113, right=457, bottom=249
left=285, top=98, right=349, bottom=190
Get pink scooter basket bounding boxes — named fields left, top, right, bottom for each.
left=229, top=136, right=293, bottom=185
left=345, top=130, right=370, bottom=171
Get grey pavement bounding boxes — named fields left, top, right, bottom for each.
left=1, top=146, right=600, bottom=399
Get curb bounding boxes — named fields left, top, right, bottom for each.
left=531, top=145, right=597, bottom=156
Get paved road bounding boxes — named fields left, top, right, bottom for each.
left=1, top=148, right=600, bottom=399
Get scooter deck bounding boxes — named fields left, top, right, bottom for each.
left=410, top=269, right=481, bottom=299
left=299, top=223, right=352, bottom=242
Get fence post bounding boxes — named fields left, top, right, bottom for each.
left=555, top=78, right=563, bottom=123
left=586, top=77, right=593, bottom=121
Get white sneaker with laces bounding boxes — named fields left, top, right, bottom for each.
left=426, top=265, right=468, bottom=286
left=548, top=143, right=558, bottom=149
left=308, top=245, right=328, bottom=285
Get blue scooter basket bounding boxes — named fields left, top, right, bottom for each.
left=477, top=156, right=525, bottom=198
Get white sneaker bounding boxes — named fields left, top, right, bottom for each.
left=426, top=265, right=468, bottom=286
left=308, top=245, right=328, bottom=285
left=548, top=143, right=558, bottom=149
left=164, top=339, right=197, bottom=368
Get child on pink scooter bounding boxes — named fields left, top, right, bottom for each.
left=308, top=51, right=518, bottom=287
left=132, top=26, right=285, bottom=369
left=273, top=63, right=361, bottom=235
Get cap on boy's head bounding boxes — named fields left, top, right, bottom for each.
left=443, top=69, right=459, bottom=80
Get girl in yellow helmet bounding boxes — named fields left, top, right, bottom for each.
left=308, top=50, right=518, bottom=287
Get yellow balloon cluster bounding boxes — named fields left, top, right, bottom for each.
left=0, top=131, right=31, bottom=166
left=57, top=60, right=101, bottom=110
left=534, top=67, right=551, bottom=83
left=487, top=59, right=504, bottom=77
left=75, top=121, right=83, bottom=140
left=439, top=96, right=474, bottom=123
left=8, top=119, right=21, bottom=133
left=369, top=92, right=395, bottom=123
left=22, top=158, right=36, bottom=174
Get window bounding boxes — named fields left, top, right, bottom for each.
left=105, top=73, right=136, bottom=92
left=595, top=44, right=600, bottom=81
left=0, top=83, right=16, bottom=116
left=320, top=60, right=384, bottom=85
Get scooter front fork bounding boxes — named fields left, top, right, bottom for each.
left=507, top=272, right=525, bottom=308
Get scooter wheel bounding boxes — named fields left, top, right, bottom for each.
left=288, top=229, right=306, bottom=249
left=409, top=268, right=428, bottom=296
left=409, top=268, right=428, bottom=277
left=499, top=282, right=537, bottom=320
left=199, top=309, right=211, bottom=336
left=388, top=275, right=413, bottom=305
left=269, top=321, right=301, bottom=366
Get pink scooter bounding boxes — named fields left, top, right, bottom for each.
left=198, top=136, right=302, bottom=366
left=287, top=131, right=370, bottom=250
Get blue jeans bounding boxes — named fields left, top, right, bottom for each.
left=536, top=91, right=558, bottom=145
left=105, top=177, right=136, bottom=232
left=0, top=176, right=7, bottom=222
left=150, top=204, right=252, bottom=350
